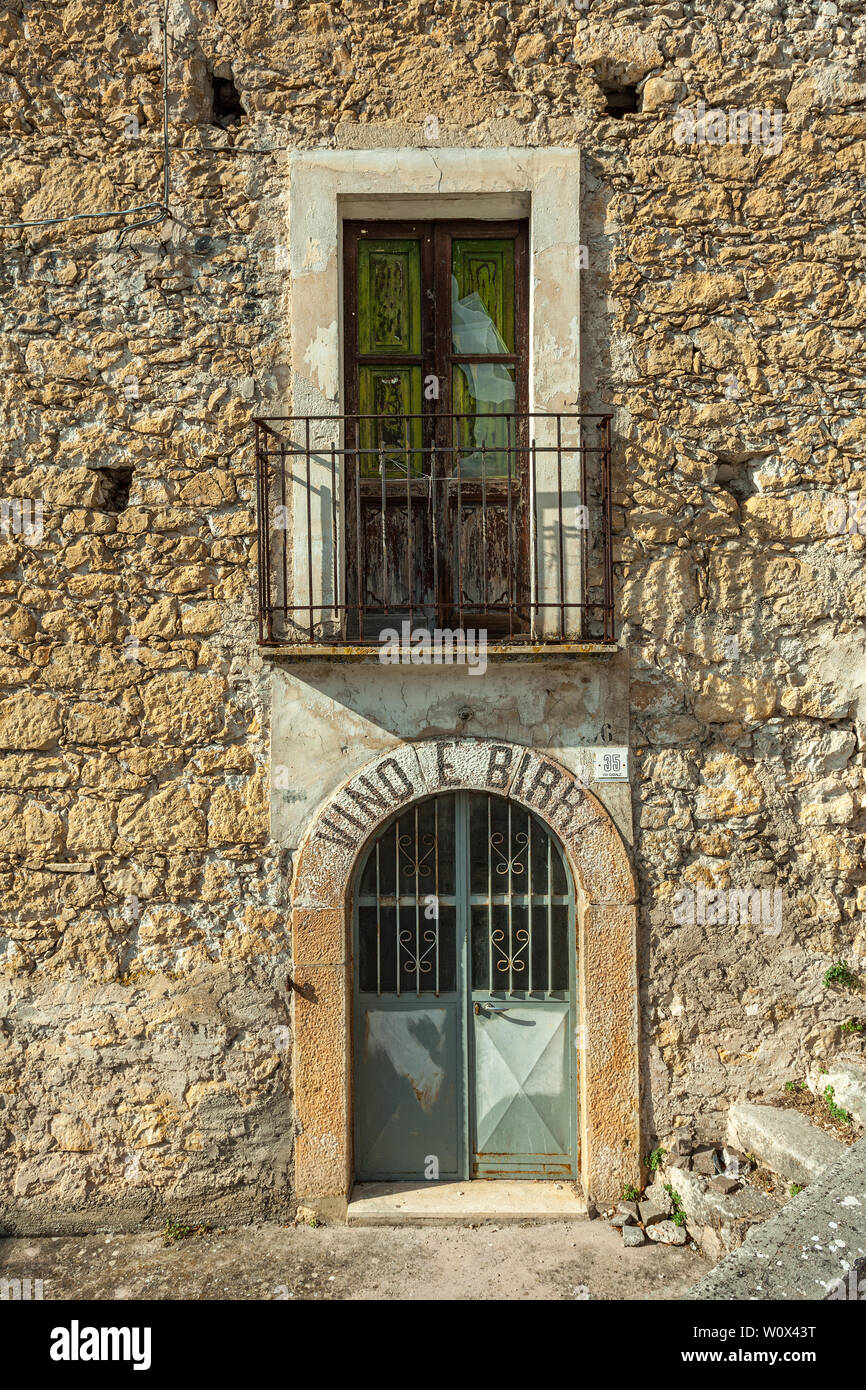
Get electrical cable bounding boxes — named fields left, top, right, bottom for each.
left=0, top=0, right=171, bottom=238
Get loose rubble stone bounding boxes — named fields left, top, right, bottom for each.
left=621, top=1225, right=646, bottom=1248
left=657, top=1163, right=778, bottom=1262
left=638, top=1200, right=668, bottom=1227
left=646, top=1220, right=688, bottom=1246
left=710, top=1176, right=739, bottom=1195
left=691, top=1148, right=719, bottom=1177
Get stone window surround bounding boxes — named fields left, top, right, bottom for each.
left=287, top=146, right=582, bottom=417
left=290, top=737, right=640, bottom=1218
left=285, top=147, right=586, bottom=634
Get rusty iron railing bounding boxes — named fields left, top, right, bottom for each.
left=254, top=411, right=614, bottom=647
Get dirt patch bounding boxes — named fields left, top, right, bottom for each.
left=0, top=1220, right=711, bottom=1302
left=745, top=1165, right=787, bottom=1201
left=770, top=1082, right=862, bottom=1145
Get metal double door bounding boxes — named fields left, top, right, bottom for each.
left=353, top=791, right=577, bottom=1181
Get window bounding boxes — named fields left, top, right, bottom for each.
left=256, top=150, right=615, bottom=649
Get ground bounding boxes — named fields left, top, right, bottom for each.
left=0, top=1220, right=710, bottom=1301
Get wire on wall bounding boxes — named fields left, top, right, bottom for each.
left=0, top=0, right=171, bottom=238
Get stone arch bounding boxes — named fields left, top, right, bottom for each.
left=290, top=738, right=639, bottom=1216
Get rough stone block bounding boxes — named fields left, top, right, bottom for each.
left=807, top=1060, right=866, bottom=1130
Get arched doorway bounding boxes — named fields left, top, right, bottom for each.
left=290, top=738, right=639, bottom=1215
left=352, top=791, right=577, bottom=1181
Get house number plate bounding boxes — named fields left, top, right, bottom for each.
left=592, top=747, right=629, bottom=782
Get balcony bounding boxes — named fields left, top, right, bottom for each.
left=254, top=411, right=614, bottom=654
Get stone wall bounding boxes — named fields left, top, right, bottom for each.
left=0, top=0, right=865, bottom=1227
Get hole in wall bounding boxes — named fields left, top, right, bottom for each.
left=210, top=67, right=244, bottom=127
left=714, top=455, right=759, bottom=505
left=600, top=81, right=640, bottom=117
left=94, top=466, right=134, bottom=513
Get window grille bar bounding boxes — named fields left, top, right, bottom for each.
left=354, top=419, right=364, bottom=636
left=395, top=821, right=401, bottom=998
left=331, top=441, right=339, bottom=623
left=506, top=413, right=514, bottom=640
left=405, top=416, right=414, bottom=631
left=380, top=441, right=388, bottom=619
left=547, top=834, right=553, bottom=996
left=487, top=795, right=493, bottom=995
left=434, top=798, right=440, bottom=996
left=507, top=798, right=513, bottom=996
left=375, top=839, right=382, bottom=998
left=456, top=425, right=464, bottom=634
left=556, top=414, right=564, bottom=641
left=527, top=810, right=533, bottom=994
left=280, top=440, right=288, bottom=637
left=414, top=803, right=420, bottom=996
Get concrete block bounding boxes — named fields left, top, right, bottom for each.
left=728, top=1102, right=847, bottom=1184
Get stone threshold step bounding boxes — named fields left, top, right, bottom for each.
left=728, top=1102, right=847, bottom=1185
left=347, top=1180, right=588, bottom=1225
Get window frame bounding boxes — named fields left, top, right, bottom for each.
left=342, top=218, right=531, bottom=636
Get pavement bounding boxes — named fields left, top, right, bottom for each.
left=0, top=1217, right=710, bottom=1301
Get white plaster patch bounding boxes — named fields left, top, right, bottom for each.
left=303, top=236, right=322, bottom=269
left=303, top=320, right=339, bottom=400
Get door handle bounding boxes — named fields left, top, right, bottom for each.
left=474, top=1003, right=509, bottom=1015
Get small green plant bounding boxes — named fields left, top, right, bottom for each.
left=789, top=1183, right=804, bottom=1197
left=823, top=960, right=859, bottom=990
left=622, top=1185, right=640, bottom=1203
left=162, top=1216, right=210, bottom=1247
left=823, top=1085, right=852, bottom=1125
left=663, top=1182, right=687, bottom=1228
left=841, top=1018, right=864, bottom=1034
left=785, top=1080, right=806, bottom=1092
left=646, top=1146, right=666, bottom=1173
left=163, top=1217, right=190, bottom=1246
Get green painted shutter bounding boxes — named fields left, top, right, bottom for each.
left=357, top=239, right=423, bottom=477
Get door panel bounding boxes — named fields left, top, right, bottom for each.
left=354, top=1000, right=462, bottom=1179
left=353, top=791, right=576, bottom=1182
left=358, top=367, right=423, bottom=477
left=360, top=492, right=434, bottom=627
left=357, top=239, right=421, bottom=355
left=472, top=1001, right=573, bottom=1177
